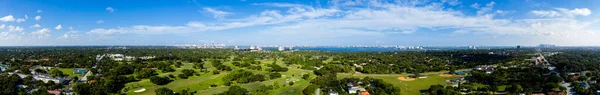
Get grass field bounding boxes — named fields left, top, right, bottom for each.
left=57, top=68, right=83, bottom=77
left=123, top=59, right=312, bottom=95
left=338, top=71, right=464, bottom=95
left=121, top=58, right=465, bottom=95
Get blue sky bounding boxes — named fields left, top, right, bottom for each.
left=1, top=0, right=599, bottom=46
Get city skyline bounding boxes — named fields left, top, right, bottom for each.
left=1, top=0, right=600, bottom=46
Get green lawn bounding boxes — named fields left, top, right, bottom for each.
left=338, top=71, right=462, bottom=95
left=123, top=59, right=312, bottom=95
left=57, top=68, right=84, bottom=77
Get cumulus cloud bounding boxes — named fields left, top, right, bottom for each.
left=59, top=29, right=80, bottom=39
left=31, top=24, right=41, bottom=28
left=531, top=8, right=592, bottom=17
left=35, top=16, right=41, bottom=21
left=97, top=20, right=104, bottom=24
left=202, top=7, right=233, bottom=18
left=8, top=26, right=24, bottom=32
left=55, top=25, right=62, bottom=30
left=0, top=15, right=15, bottom=22
left=0, top=24, right=5, bottom=29
left=531, top=10, right=561, bottom=17
left=252, top=3, right=304, bottom=7
left=476, top=2, right=495, bottom=15
left=441, top=0, right=460, bottom=6
left=470, top=3, right=480, bottom=9
left=0, top=32, right=21, bottom=40
left=16, top=18, right=26, bottom=23
left=86, top=1, right=600, bottom=45
left=25, top=15, right=28, bottom=19
left=106, top=7, right=115, bottom=12
left=31, top=28, right=51, bottom=38
left=37, top=10, right=43, bottom=13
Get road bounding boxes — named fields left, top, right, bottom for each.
left=540, top=53, right=573, bottom=95
left=561, top=82, right=573, bottom=95
left=80, top=54, right=104, bottom=82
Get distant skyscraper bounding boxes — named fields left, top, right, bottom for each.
left=278, top=46, right=285, bottom=51
left=469, top=46, right=477, bottom=50
left=257, top=46, right=262, bottom=51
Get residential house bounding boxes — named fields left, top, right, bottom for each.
left=328, top=90, right=339, bottom=95
left=47, top=89, right=61, bottom=95
left=358, top=91, right=370, bottom=95
left=0, top=64, right=8, bottom=72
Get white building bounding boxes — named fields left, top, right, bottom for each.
left=8, top=73, right=62, bottom=83
left=328, top=90, right=339, bottom=95
left=278, top=46, right=285, bottom=51
left=257, top=46, right=262, bottom=51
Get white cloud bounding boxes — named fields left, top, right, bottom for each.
left=202, top=7, right=233, bottom=18
left=31, top=28, right=51, bottom=38
left=470, top=3, right=480, bottom=9
left=55, top=25, right=62, bottom=30
left=0, top=15, right=15, bottom=22
left=252, top=3, right=304, bottom=7
left=8, top=26, right=24, bottom=32
left=441, top=0, right=460, bottom=6
left=532, top=8, right=592, bottom=17
left=531, top=10, right=561, bottom=17
left=59, top=30, right=80, bottom=39
left=86, top=1, right=600, bottom=45
left=97, top=20, right=104, bottom=24
left=69, top=26, right=73, bottom=30
left=0, top=32, right=21, bottom=40
left=25, top=15, right=29, bottom=19
left=35, top=16, right=41, bottom=21
left=16, top=18, right=26, bottom=23
left=557, top=8, right=592, bottom=16
left=31, top=24, right=41, bottom=28
left=476, top=2, right=495, bottom=15
left=106, top=7, right=115, bottom=12
left=0, top=24, right=5, bottom=29
left=37, top=10, right=43, bottom=13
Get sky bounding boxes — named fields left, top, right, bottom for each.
left=1, top=0, right=600, bottom=46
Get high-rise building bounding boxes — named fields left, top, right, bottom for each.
left=257, top=46, right=262, bottom=51
left=278, top=46, right=285, bottom=51
left=469, top=46, right=477, bottom=50
left=250, top=45, right=256, bottom=50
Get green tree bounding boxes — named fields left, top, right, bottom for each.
left=269, top=73, right=281, bottom=79
left=216, top=85, right=248, bottom=95
left=49, top=69, right=64, bottom=77
left=302, top=84, right=318, bottom=95
left=155, top=87, right=175, bottom=95
left=178, top=74, right=188, bottom=79
left=150, top=76, right=171, bottom=85
left=135, top=69, right=157, bottom=79
left=181, top=69, right=195, bottom=76
left=507, top=84, right=523, bottom=94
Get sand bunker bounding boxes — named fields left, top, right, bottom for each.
left=397, top=77, right=416, bottom=81
left=134, top=88, right=146, bottom=93
left=439, top=73, right=453, bottom=77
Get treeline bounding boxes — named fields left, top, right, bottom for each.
left=547, top=50, right=600, bottom=72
